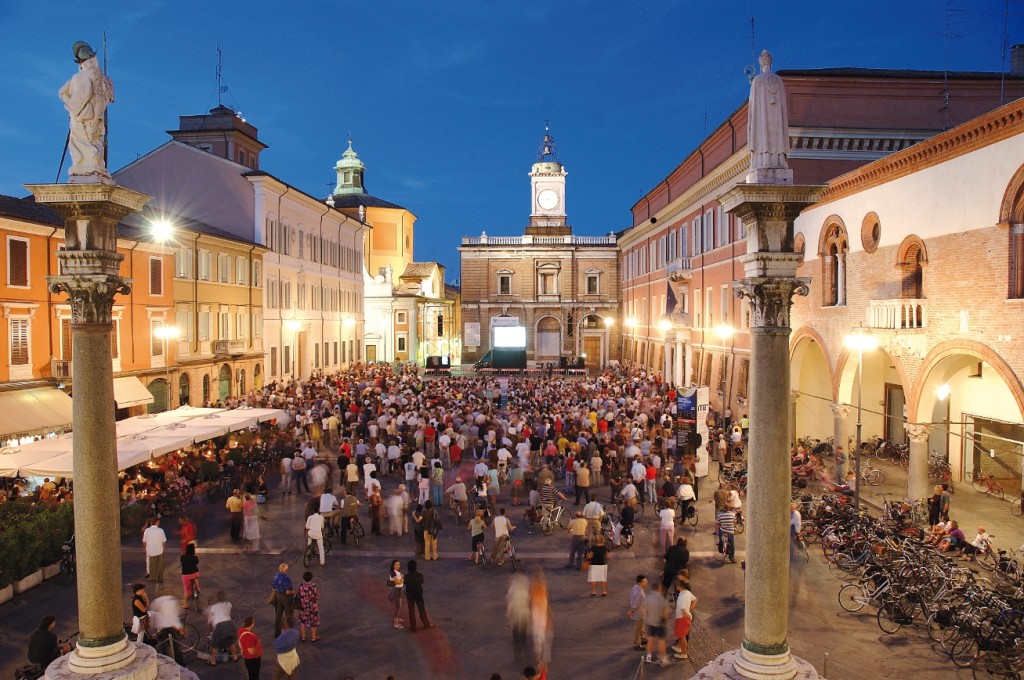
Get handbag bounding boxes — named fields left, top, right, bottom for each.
left=256, top=493, right=267, bottom=505
left=582, top=550, right=593, bottom=570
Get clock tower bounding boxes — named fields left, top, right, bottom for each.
left=527, top=126, right=570, bottom=236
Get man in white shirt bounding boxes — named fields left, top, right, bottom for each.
left=150, top=595, right=184, bottom=662
left=474, top=460, right=489, bottom=480
left=496, top=446, right=512, bottom=469
left=658, top=502, right=676, bottom=553
left=676, top=477, right=696, bottom=521
left=319, top=487, right=340, bottom=532
left=411, top=449, right=426, bottom=468
left=489, top=507, right=515, bottom=566
left=305, top=511, right=326, bottom=566
left=280, top=454, right=293, bottom=496
left=582, top=499, right=604, bottom=542
left=790, top=503, right=802, bottom=537
left=205, top=592, right=237, bottom=664
left=143, top=517, right=167, bottom=584
left=438, top=432, right=452, bottom=467
left=387, top=442, right=403, bottom=474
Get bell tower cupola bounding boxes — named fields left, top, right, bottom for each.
left=527, top=125, right=570, bottom=236
left=333, top=138, right=367, bottom=196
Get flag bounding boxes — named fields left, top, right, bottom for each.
left=666, top=281, right=677, bottom=314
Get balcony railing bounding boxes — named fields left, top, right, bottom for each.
left=666, top=257, right=692, bottom=281
left=461, top=234, right=616, bottom=246
left=867, top=299, right=927, bottom=330
left=213, top=339, right=247, bottom=356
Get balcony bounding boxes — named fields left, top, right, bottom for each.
left=666, top=257, right=692, bottom=282
left=213, top=339, right=247, bottom=357
left=461, top=234, right=616, bottom=246
left=867, top=299, right=927, bottom=330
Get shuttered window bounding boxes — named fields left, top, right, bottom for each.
left=151, top=323, right=164, bottom=356
left=10, top=319, right=29, bottom=365
left=111, top=320, right=119, bottom=359
left=8, top=238, right=28, bottom=287
left=150, top=258, right=163, bottom=296
left=61, top=318, right=72, bottom=359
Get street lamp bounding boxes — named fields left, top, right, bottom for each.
left=153, top=324, right=181, bottom=411
left=844, top=328, right=879, bottom=510
left=715, top=324, right=735, bottom=414
left=150, top=218, right=174, bottom=243
left=658, top=318, right=672, bottom=333
left=603, top=316, right=614, bottom=328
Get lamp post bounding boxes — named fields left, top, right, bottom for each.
left=844, top=328, right=879, bottom=511
left=715, top=323, right=735, bottom=414
left=153, top=324, right=181, bottom=411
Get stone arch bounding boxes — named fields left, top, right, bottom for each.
left=896, top=234, right=928, bottom=266
left=998, top=161, right=1024, bottom=223
left=908, top=339, right=1024, bottom=424
left=790, top=328, right=836, bottom=441
left=817, top=214, right=848, bottom=256
left=534, top=315, right=562, bottom=358
left=818, top=215, right=849, bottom=307
left=834, top=345, right=913, bottom=445
left=896, top=234, right=928, bottom=300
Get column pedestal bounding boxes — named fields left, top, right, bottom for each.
left=46, top=643, right=199, bottom=680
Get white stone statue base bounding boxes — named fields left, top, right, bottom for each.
left=690, top=649, right=821, bottom=680
left=746, top=167, right=793, bottom=185
left=46, top=643, right=198, bottom=680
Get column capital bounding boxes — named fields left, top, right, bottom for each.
left=48, top=274, right=132, bottom=327
left=734, top=277, right=810, bottom=331
left=790, top=390, right=800, bottom=404
left=905, top=422, right=930, bottom=443
left=831, top=402, right=852, bottom=419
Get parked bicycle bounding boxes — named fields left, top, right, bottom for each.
left=971, top=472, right=1004, bottom=499
left=59, top=534, right=76, bottom=585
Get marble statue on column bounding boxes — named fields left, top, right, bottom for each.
left=59, top=41, right=115, bottom=184
left=746, top=50, right=793, bottom=185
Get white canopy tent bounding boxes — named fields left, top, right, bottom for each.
left=0, top=407, right=284, bottom=479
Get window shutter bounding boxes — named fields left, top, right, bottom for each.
left=8, top=239, right=27, bottom=287
left=61, top=318, right=72, bottom=359
left=10, top=319, right=28, bottom=365
left=150, top=259, right=163, bottom=296
left=111, top=320, right=119, bottom=358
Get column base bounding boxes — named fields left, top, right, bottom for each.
left=45, top=643, right=199, bottom=680
left=690, top=648, right=822, bottom=680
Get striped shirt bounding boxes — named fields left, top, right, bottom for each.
left=716, top=510, right=736, bottom=535
left=540, top=484, right=557, bottom=506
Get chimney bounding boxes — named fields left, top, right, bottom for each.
left=1012, top=44, right=1024, bottom=76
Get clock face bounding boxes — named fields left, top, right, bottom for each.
left=537, top=189, right=559, bottom=211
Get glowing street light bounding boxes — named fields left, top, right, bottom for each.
left=150, top=218, right=174, bottom=243
left=285, top=319, right=302, bottom=332
left=715, top=323, right=735, bottom=340
left=936, top=383, right=951, bottom=401
left=658, top=318, right=672, bottom=333
left=603, top=316, right=615, bottom=328
left=844, top=327, right=879, bottom=510
left=342, top=316, right=357, bottom=328
left=624, top=317, right=637, bottom=329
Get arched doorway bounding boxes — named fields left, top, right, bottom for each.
left=178, top=373, right=190, bottom=407
left=218, top=364, right=231, bottom=401
left=790, top=332, right=834, bottom=443
left=202, top=374, right=211, bottom=404
left=837, top=346, right=910, bottom=448
left=147, top=378, right=168, bottom=414
left=238, top=368, right=246, bottom=395
left=254, top=363, right=263, bottom=390
left=578, top=314, right=608, bottom=367
left=535, top=316, right=562, bottom=360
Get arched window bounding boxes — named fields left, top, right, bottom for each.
left=202, top=374, right=211, bottom=404
left=896, top=235, right=928, bottom=300
left=178, top=373, right=190, bottom=407
left=818, top=217, right=849, bottom=307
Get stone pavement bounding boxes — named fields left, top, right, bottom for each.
left=0, top=451, right=1017, bottom=680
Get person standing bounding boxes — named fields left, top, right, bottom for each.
left=242, top=493, right=260, bottom=543
left=178, top=515, right=197, bottom=555
left=671, top=573, right=697, bottom=660
left=490, top=507, right=514, bottom=566
left=179, top=543, right=200, bottom=608
left=369, top=485, right=384, bottom=536
left=305, top=510, right=326, bottom=566
left=297, top=571, right=320, bottom=642
left=587, top=535, right=609, bottom=596
left=627, top=575, right=648, bottom=650
left=657, top=501, right=676, bottom=554
left=574, top=462, right=592, bottom=505
left=291, top=454, right=310, bottom=495
left=422, top=500, right=440, bottom=561
left=566, top=511, right=588, bottom=570
left=226, top=489, right=244, bottom=541
left=143, top=517, right=167, bottom=584
left=271, top=564, right=295, bottom=638
left=238, top=616, right=263, bottom=680
left=643, top=583, right=671, bottom=667
left=833, top=445, right=847, bottom=484
left=404, top=560, right=434, bottom=632
left=272, top=616, right=300, bottom=679
left=387, top=559, right=406, bottom=629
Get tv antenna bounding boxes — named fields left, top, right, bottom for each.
left=743, top=17, right=757, bottom=82
left=216, top=46, right=229, bottom=107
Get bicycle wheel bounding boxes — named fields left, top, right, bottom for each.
left=634, top=504, right=645, bottom=521
left=1012, top=498, right=1024, bottom=517
left=508, top=543, right=518, bottom=572
left=972, top=653, right=1022, bottom=680
left=557, top=509, right=570, bottom=530
left=735, top=516, right=745, bottom=534
left=828, top=556, right=859, bottom=580
left=993, top=483, right=1005, bottom=501
left=302, top=544, right=313, bottom=568
left=976, top=549, right=999, bottom=572
left=877, top=596, right=912, bottom=634
left=951, top=636, right=981, bottom=668
left=60, top=560, right=74, bottom=585
left=687, top=508, right=698, bottom=528
left=353, top=520, right=365, bottom=547
left=178, top=622, right=202, bottom=665
left=802, top=525, right=820, bottom=545
left=924, top=611, right=946, bottom=642
left=972, top=477, right=990, bottom=494
left=793, top=537, right=809, bottom=563
left=838, top=583, right=865, bottom=612
left=622, top=530, right=634, bottom=548
left=323, top=536, right=332, bottom=554
left=866, top=469, right=885, bottom=486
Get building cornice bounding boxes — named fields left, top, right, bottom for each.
left=816, top=98, right=1024, bottom=207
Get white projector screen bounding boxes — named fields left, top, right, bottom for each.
left=493, top=326, right=526, bottom=348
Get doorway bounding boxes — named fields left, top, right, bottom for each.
left=884, top=383, right=907, bottom=446
left=218, top=364, right=231, bottom=401
left=366, top=344, right=377, bottom=363
left=583, top=336, right=602, bottom=367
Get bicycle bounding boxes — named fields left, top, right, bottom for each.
left=59, top=535, right=76, bottom=585
left=610, top=497, right=645, bottom=522
left=972, top=472, right=1004, bottom=499
left=475, top=537, right=488, bottom=567
left=446, top=496, right=467, bottom=525
left=858, top=460, right=886, bottom=486
left=15, top=632, right=80, bottom=680
left=540, top=504, right=570, bottom=536
left=184, top=577, right=202, bottom=612
left=303, top=527, right=333, bottom=567
left=503, top=533, right=519, bottom=571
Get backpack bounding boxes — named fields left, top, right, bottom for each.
left=428, top=512, right=443, bottom=536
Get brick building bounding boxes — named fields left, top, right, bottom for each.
left=620, top=64, right=1024, bottom=421
left=791, top=97, right=1024, bottom=492
left=459, top=129, right=620, bottom=367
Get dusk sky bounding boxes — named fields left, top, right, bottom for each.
left=1, top=1, right=1021, bottom=275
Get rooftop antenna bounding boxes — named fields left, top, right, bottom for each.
left=743, top=16, right=757, bottom=82
left=216, top=46, right=228, bottom=107
left=940, top=0, right=966, bottom=127
left=103, top=31, right=109, bottom=170
left=1000, top=0, right=1010, bottom=105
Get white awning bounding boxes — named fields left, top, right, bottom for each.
left=0, top=387, right=73, bottom=438
left=113, top=377, right=155, bottom=408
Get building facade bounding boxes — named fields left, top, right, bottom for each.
left=790, top=97, right=1024, bottom=493
left=620, top=66, right=1024, bottom=419
left=460, top=129, right=620, bottom=367
left=114, top=106, right=366, bottom=385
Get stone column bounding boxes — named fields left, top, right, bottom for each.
left=27, top=184, right=187, bottom=680
left=694, top=184, right=825, bottom=680
left=790, top=392, right=800, bottom=447
left=905, top=423, right=931, bottom=501
left=831, top=403, right=851, bottom=474
left=674, top=339, right=685, bottom=387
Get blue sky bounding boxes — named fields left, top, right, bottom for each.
left=1, top=1, right=1021, bottom=275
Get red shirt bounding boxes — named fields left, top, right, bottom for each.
left=645, top=465, right=658, bottom=481
left=424, top=426, right=436, bottom=442
left=238, top=628, right=262, bottom=659
left=179, top=521, right=196, bottom=554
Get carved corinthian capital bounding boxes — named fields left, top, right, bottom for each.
left=733, top=276, right=810, bottom=331
left=904, top=423, right=930, bottom=444
left=48, top=274, right=132, bottom=327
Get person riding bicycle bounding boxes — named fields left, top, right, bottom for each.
left=205, top=591, right=239, bottom=665
left=443, top=477, right=468, bottom=520
left=338, top=489, right=361, bottom=545
left=617, top=479, right=639, bottom=508
left=149, top=595, right=185, bottom=664
left=538, top=479, right=567, bottom=520
left=676, top=476, right=696, bottom=522
left=180, top=543, right=200, bottom=608
left=790, top=503, right=802, bottom=539
left=27, top=615, right=70, bottom=668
